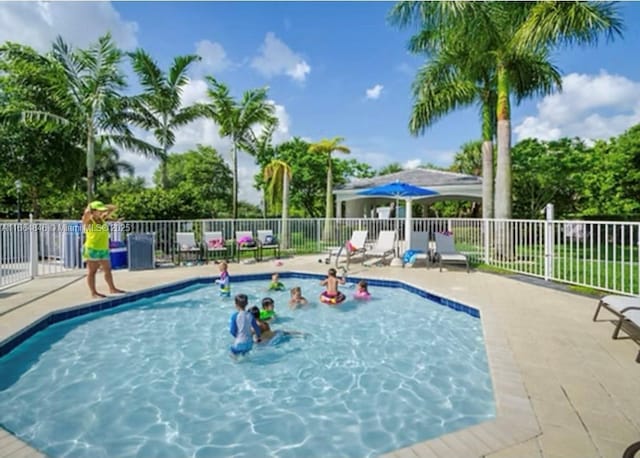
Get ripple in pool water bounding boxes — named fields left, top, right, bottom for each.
left=0, top=278, right=495, bottom=458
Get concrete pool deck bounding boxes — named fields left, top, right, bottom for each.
left=1, top=255, right=639, bottom=458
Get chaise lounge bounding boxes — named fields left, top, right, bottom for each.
left=434, top=232, right=469, bottom=272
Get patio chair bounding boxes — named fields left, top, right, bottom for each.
left=235, top=230, right=259, bottom=263
left=203, top=231, right=229, bottom=262
left=363, top=230, right=396, bottom=266
left=403, top=231, right=430, bottom=267
left=434, top=232, right=469, bottom=272
left=256, top=229, right=280, bottom=261
left=593, top=294, right=640, bottom=322
left=175, top=232, right=201, bottom=265
left=611, top=306, right=640, bottom=341
left=326, top=230, right=368, bottom=266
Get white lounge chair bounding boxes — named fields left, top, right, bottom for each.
left=203, top=231, right=229, bottom=262
left=257, top=229, right=280, bottom=260
left=364, top=230, right=396, bottom=266
left=593, top=294, right=640, bottom=322
left=434, top=232, right=469, bottom=272
left=235, top=230, right=259, bottom=263
left=326, top=230, right=368, bottom=265
left=176, top=232, right=201, bottom=264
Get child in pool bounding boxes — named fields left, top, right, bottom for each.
left=354, top=279, right=371, bottom=300
left=229, top=294, right=261, bottom=355
left=320, top=268, right=346, bottom=305
left=289, top=286, right=308, bottom=309
left=268, top=272, right=285, bottom=291
left=215, top=261, right=230, bottom=297
left=249, top=306, right=305, bottom=345
left=260, top=296, right=277, bottom=321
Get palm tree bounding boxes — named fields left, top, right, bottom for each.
left=309, top=137, right=350, bottom=238
left=4, top=34, right=158, bottom=202
left=204, top=77, right=277, bottom=219
left=93, top=141, right=135, bottom=190
left=129, top=49, right=204, bottom=189
left=263, top=159, right=292, bottom=249
left=389, top=1, right=622, bottom=220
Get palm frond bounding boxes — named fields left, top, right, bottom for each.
left=168, top=54, right=200, bottom=90
left=129, top=48, right=164, bottom=92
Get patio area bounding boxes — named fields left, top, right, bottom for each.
left=1, top=256, right=639, bottom=458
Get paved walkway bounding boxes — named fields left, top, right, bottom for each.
left=1, top=256, right=639, bottom=458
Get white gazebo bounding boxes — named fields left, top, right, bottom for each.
left=334, top=168, right=483, bottom=219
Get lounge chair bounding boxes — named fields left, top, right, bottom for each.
left=593, top=294, right=640, bottom=322
left=326, top=230, right=368, bottom=266
left=176, top=232, right=201, bottom=265
left=257, top=229, right=280, bottom=261
left=434, top=232, right=469, bottom=272
left=203, top=231, right=229, bottom=262
left=594, top=295, right=640, bottom=363
left=364, top=230, right=396, bottom=266
left=235, top=231, right=259, bottom=263
left=403, top=231, right=430, bottom=267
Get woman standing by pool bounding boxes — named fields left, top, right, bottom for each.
left=82, top=201, right=125, bottom=298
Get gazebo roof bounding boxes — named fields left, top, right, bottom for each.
left=337, top=168, right=482, bottom=191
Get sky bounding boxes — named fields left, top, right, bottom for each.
left=1, top=1, right=640, bottom=204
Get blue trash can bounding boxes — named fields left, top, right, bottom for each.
left=110, top=240, right=128, bottom=270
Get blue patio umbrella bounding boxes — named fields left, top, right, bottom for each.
left=358, top=180, right=438, bottom=257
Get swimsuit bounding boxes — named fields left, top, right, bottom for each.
left=268, top=281, right=285, bottom=291
left=83, top=222, right=110, bottom=261
left=229, top=310, right=261, bottom=355
left=217, top=271, right=230, bottom=297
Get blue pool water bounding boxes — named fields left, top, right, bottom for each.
left=0, top=277, right=495, bottom=458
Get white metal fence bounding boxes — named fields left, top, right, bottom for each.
left=1, top=216, right=639, bottom=296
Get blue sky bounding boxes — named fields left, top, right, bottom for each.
left=1, top=1, right=639, bottom=203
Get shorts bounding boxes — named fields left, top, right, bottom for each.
left=83, top=246, right=110, bottom=261
left=230, top=340, right=253, bottom=355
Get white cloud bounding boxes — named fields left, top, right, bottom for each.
left=515, top=71, right=640, bottom=142
left=395, top=62, right=414, bottom=76
left=0, top=1, right=138, bottom=51
left=403, top=159, right=421, bottom=169
left=251, top=32, right=311, bottom=82
left=121, top=79, right=292, bottom=205
left=194, top=40, right=232, bottom=74
left=365, top=84, right=384, bottom=100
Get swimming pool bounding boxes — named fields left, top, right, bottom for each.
left=0, top=273, right=495, bottom=458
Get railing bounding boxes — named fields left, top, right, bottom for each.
left=1, top=216, right=639, bottom=296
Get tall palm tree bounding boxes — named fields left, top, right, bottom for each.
left=4, top=34, right=158, bottom=202
left=129, top=49, right=204, bottom=188
left=204, top=77, right=277, bottom=219
left=389, top=1, right=622, bottom=220
left=308, top=137, right=350, bottom=235
left=263, top=159, right=292, bottom=249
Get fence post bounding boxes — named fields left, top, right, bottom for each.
left=544, top=204, right=555, bottom=281
left=316, top=219, right=322, bottom=253
left=483, top=218, right=490, bottom=264
left=29, top=213, right=38, bottom=279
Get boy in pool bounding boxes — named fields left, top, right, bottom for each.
left=320, top=268, right=346, bottom=306
left=260, top=297, right=277, bottom=321
left=289, top=286, right=308, bottom=309
left=268, top=272, right=285, bottom=291
left=229, top=294, right=261, bottom=355
left=215, top=261, right=231, bottom=297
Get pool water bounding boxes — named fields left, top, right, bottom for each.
left=0, top=277, right=495, bottom=458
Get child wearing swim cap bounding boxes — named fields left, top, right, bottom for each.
left=215, top=261, right=231, bottom=297
left=260, top=297, right=277, bottom=321
left=268, top=272, right=285, bottom=291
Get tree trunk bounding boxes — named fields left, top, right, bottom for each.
left=232, top=144, right=238, bottom=220
left=86, top=130, right=95, bottom=203
left=281, top=171, right=290, bottom=250
left=323, top=153, right=333, bottom=240
left=481, top=100, right=494, bottom=219
left=494, top=64, right=513, bottom=260
left=494, top=65, right=512, bottom=220
left=161, top=122, right=169, bottom=189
